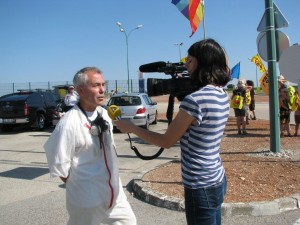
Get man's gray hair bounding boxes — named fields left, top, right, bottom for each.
left=73, top=67, right=102, bottom=87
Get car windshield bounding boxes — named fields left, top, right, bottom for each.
left=108, top=96, right=141, bottom=106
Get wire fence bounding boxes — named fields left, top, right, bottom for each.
left=0, top=79, right=146, bottom=97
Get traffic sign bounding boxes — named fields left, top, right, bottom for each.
left=257, top=2, right=289, bottom=32
left=279, top=45, right=300, bottom=83
left=257, top=30, right=290, bottom=62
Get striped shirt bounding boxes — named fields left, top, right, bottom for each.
left=179, top=85, right=229, bottom=189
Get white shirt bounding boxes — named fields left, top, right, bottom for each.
left=44, top=105, right=121, bottom=209
left=64, top=93, right=78, bottom=106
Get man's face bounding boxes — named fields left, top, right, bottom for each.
left=69, top=87, right=74, bottom=93
left=78, top=71, right=106, bottom=111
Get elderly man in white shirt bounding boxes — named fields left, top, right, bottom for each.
left=64, top=85, right=79, bottom=111
left=44, top=67, right=136, bottom=225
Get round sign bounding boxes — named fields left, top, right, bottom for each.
left=257, top=30, right=290, bottom=62
left=279, top=45, right=300, bottom=83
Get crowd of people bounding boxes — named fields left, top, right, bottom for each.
left=230, top=75, right=299, bottom=137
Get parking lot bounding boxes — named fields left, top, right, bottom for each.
left=0, top=118, right=188, bottom=225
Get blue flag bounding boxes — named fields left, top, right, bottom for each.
left=231, top=62, right=240, bottom=80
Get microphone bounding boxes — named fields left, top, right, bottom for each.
left=139, top=61, right=166, bottom=73
left=107, top=105, right=122, bottom=120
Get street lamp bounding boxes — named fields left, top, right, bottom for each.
left=116, top=21, right=143, bottom=93
left=174, top=42, right=183, bottom=62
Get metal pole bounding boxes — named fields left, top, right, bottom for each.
left=116, top=22, right=143, bottom=93
left=202, top=0, right=206, bottom=40
left=265, top=0, right=280, bottom=153
left=115, top=80, right=118, bottom=94
left=174, top=43, right=183, bottom=61
left=125, top=32, right=130, bottom=93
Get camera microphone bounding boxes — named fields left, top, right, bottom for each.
left=139, top=61, right=166, bottom=73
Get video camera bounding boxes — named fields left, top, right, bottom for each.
left=139, top=61, right=198, bottom=101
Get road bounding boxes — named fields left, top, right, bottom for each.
left=0, top=101, right=299, bottom=225
left=158, top=100, right=296, bottom=125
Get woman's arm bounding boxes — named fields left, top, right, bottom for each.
left=245, top=85, right=252, bottom=92
left=279, top=94, right=290, bottom=110
left=115, top=109, right=195, bottom=149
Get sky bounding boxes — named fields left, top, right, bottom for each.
left=0, top=0, right=299, bottom=87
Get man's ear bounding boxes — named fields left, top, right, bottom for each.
left=76, top=86, right=83, bottom=95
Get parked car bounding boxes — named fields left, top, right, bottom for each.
left=106, top=93, right=158, bottom=129
left=0, top=89, right=61, bottom=131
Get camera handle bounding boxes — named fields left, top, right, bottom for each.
left=107, top=104, right=165, bottom=160
left=126, top=94, right=176, bottom=160
left=166, top=94, right=175, bottom=124
left=127, top=133, right=164, bottom=160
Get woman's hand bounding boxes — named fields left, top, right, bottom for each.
left=114, top=120, right=135, bottom=133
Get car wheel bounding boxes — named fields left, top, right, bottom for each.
left=1, top=125, right=14, bottom=132
left=152, top=111, right=158, bottom=124
left=142, top=117, right=150, bottom=130
left=36, top=114, right=46, bottom=130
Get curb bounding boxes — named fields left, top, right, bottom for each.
left=132, top=164, right=300, bottom=217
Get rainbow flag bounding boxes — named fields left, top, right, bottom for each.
left=172, top=0, right=204, bottom=37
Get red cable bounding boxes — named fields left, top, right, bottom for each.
left=100, top=134, right=114, bottom=208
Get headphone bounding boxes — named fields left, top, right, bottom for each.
left=77, top=103, right=109, bottom=136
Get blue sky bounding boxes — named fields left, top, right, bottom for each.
left=0, top=0, right=299, bottom=87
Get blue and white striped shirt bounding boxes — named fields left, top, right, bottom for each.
left=179, top=85, right=229, bottom=189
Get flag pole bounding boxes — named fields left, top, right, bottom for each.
left=255, top=66, right=258, bottom=88
left=202, top=0, right=206, bottom=39
left=248, top=57, right=259, bottom=88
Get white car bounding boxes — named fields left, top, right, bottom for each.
left=107, top=93, right=158, bottom=129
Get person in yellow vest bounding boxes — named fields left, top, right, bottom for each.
left=293, top=90, right=300, bottom=136
left=231, top=79, right=252, bottom=135
left=278, top=75, right=288, bottom=88
left=279, top=85, right=292, bottom=137
left=246, top=80, right=256, bottom=124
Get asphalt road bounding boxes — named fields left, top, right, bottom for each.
left=0, top=101, right=299, bottom=225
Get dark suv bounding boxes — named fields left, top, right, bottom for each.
left=0, top=90, right=60, bottom=131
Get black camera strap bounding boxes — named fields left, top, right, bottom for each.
left=127, top=133, right=165, bottom=160
left=77, top=103, right=109, bottom=134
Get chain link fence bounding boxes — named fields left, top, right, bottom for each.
left=0, top=79, right=146, bottom=97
